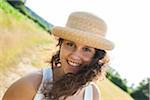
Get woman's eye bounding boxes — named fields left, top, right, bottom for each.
left=66, top=42, right=74, bottom=47
left=83, top=47, right=92, bottom=52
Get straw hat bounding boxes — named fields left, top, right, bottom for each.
left=51, top=11, right=114, bottom=50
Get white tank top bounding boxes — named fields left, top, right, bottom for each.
left=34, top=67, right=93, bottom=100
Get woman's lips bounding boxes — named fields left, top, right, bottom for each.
left=66, top=60, right=82, bottom=73
left=67, top=60, right=81, bottom=67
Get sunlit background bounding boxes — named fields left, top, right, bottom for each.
left=26, top=0, right=150, bottom=87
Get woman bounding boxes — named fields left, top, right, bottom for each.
left=3, top=11, right=114, bottom=100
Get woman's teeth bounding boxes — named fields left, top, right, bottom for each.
left=67, top=60, right=80, bottom=67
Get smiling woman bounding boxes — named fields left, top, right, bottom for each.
left=60, top=39, right=96, bottom=73
left=3, top=11, right=114, bottom=100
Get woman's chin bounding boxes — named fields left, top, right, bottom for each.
left=65, top=67, right=79, bottom=74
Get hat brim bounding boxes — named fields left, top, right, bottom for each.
left=51, top=26, right=114, bottom=50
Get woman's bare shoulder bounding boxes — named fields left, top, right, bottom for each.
left=2, top=70, right=42, bottom=100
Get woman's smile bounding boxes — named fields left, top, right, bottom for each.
left=67, top=60, right=81, bottom=67
left=65, top=59, right=81, bottom=73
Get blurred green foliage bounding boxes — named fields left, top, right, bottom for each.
left=131, top=78, right=150, bottom=100
left=106, top=67, right=129, bottom=93
left=106, top=67, right=150, bottom=100
left=0, top=0, right=27, bottom=20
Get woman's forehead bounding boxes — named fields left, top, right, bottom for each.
left=62, top=39, right=95, bottom=48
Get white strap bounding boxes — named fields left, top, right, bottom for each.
left=37, top=67, right=53, bottom=92
left=84, top=84, right=93, bottom=100
left=34, top=67, right=53, bottom=100
left=42, top=67, right=53, bottom=82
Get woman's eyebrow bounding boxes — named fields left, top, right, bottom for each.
left=84, top=46, right=94, bottom=49
left=65, top=40, right=75, bottom=44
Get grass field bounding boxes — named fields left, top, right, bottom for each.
left=98, top=78, right=133, bottom=100
left=0, top=15, right=51, bottom=68
left=0, top=2, right=52, bottom=69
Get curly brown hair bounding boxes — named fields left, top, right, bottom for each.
left=44, top=39, right=109, bottom=100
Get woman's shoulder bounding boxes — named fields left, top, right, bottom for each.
left=21, top=70, right=43, bottom=91
left=2, top=70, right=43, bottom=100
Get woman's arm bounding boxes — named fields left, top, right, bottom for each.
left=2, top=72, right=42, bottom=100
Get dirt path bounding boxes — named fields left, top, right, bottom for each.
left=0, top=44, right=55, bottom=99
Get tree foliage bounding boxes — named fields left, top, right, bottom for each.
left=106, top=67, right=129, bottom=93
left=131, top=78, right=150, bottom=100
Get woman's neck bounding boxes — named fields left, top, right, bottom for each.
left=53, top=67, right=65, bottom=81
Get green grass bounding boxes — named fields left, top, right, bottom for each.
left=0, top=0, right=27, bottom=20
left=0, top=0, right=44, bottom=31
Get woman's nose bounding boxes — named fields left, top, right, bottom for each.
left=70, top=49, right=81, bottom=60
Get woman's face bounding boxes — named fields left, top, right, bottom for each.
left=60, top=40, right=96, bottom=74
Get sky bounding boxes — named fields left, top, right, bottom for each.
left=25, top=0, right=150, bottom=87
